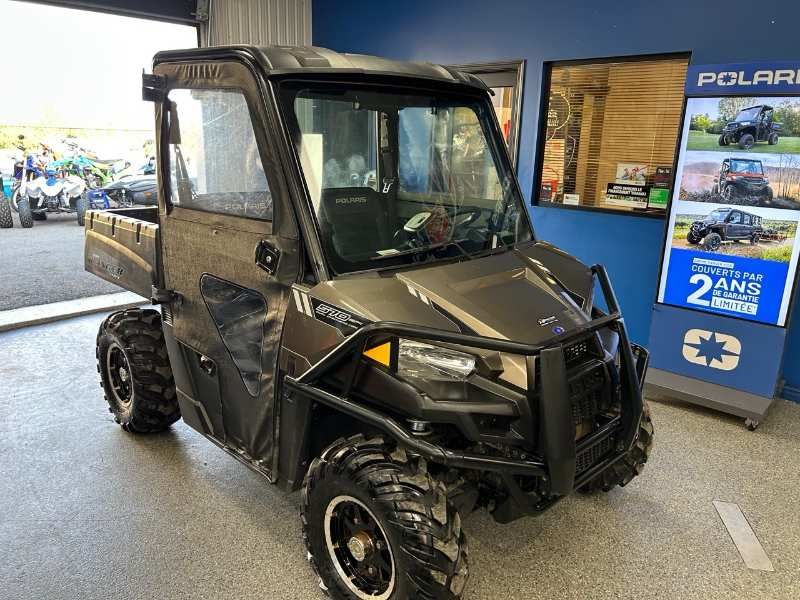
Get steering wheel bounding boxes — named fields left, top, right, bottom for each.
left=451, top=207, right=484, bottom=231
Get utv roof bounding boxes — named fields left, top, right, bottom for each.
left=153, top=45, right=490, bottom=92
left=739, top=104, right=772, bottom=111
left=715, top=207, right=759, bottom=216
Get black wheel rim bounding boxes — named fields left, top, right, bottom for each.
left=324, top=495, right=395, bottom=599
left=106, top=342, right=133, bottom=407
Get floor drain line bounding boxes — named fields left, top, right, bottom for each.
left=713, top=500, right=774, bottom=572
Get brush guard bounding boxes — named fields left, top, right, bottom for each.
left=285, top=264, right=647, bottom=506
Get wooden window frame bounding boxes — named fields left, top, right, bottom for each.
left=533, top=52, right=691, bottom=219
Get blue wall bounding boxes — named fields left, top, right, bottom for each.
left=313, top=0, right=800, bottom=398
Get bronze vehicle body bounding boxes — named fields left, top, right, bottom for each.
left=85, top=45, right=653, bottom=600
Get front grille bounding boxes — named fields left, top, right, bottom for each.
left=575, top=434, right=614, bottom=474
left=564, top=340, right=590, bottom=364
left=568, top=364, right=607, bottom=425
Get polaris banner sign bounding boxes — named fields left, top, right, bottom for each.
left=687, top=61, right=800, bottom=95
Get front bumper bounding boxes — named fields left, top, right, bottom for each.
left=284, top=265, right=647, bottom=506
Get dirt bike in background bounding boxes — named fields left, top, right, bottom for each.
left=50, top=154, right=125, bottom=189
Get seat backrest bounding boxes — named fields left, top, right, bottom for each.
left=319, top=187, right=389, bottom=260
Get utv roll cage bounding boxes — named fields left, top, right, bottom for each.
left=285, top=264, right=647, bottom=513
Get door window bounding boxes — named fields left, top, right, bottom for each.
left=743, top=213, right=752, bottom=226
left=167, top=88, right=273, bottom=220
left=728, top=211, right=742, bottom=224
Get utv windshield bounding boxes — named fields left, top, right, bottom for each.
left=707, top=209, right=730, bottom=221
left=729, top=159, right=763, bottom=174
left=735, top=107, right=761, bottom=122
left=279, top=81, right=531, bottom=274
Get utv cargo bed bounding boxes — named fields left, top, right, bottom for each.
left=84, top=206, right=159, bottom=298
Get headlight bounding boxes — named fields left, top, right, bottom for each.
left=397, top=339, right=476, bottom=380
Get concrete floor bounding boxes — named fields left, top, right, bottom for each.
left=2, top=313, right=799, bottom=600
left=0, top=212, right=120, bottom=310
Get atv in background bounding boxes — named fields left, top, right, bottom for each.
left=687, top=207, right=763, bottom=251
left=100, top=174, right=157, bottom=207
left=718, top=105, right=781, bottom=150
left=713, top=157, right=773, bottom=202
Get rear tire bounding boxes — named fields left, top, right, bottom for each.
left=581, top=401, right=654, bottom=493
left=0, top=195, right=12, bottom=228
left=302, top=435, right=469, bottom=600
left=96, top=308, right=180, bottom=433
left=768, top=133, right=779, bottom=145
left=17, top=197, right=33, bottom=228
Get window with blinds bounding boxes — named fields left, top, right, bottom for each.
left=538, top=55, right=689, bottom=214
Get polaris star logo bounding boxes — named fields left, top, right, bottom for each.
left=682, top=329, right=741, bottom=371
left=697, top=69, right=800, bottom=88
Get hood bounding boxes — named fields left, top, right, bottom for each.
left=311, top=242, right=593, bottom=346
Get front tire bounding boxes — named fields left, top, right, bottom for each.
left=0, top=195, right=12, bottom=228
left=718, top=134, right=728, bottom=146
left=302, top=435, right=469, bottom=600
left=96, top=308, right=180, bottom=433
left=17, top=197, right=33, bottom=228
left=32, top=211, right=47, bottom=221
left=10, top=186, right=20, bottom=212
left=686, top=230, right=701, bottom=245
left=738, top=133, right=755, bottom=150
left=704, top=232, right=722, bottom=251
left=76, top=194, right=87, bottom=226
left=581, top=401, right=654, bottom=492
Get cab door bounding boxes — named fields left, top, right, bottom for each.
left=154, top=59, right=299, bottom=474
left=727, top=210, right=744, bottom=239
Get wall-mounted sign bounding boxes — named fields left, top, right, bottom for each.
left=648, top=61, right=800, bottom=428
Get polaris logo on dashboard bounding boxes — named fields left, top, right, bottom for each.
left=335, top=196, right=368, bottom=204
left=697, top=69, right=800, bottom=88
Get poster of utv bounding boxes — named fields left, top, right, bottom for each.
left=680, top=96, right=800, bottom=210
left=658, top=95, right=800, bottom=327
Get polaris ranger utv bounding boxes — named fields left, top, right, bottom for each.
left=718, top=104, right=781, bottom=150
left=713, top=157, right=773, bottom=202
left=686, top=207, right=763, bottom=250
left=85, top=46, right=653, bottom=600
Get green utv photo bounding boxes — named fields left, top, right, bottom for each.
left=85, top=46, right=653, bottom=600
